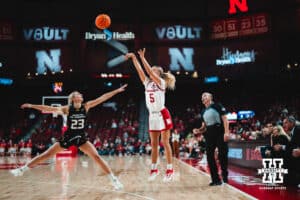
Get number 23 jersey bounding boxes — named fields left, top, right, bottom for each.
left=67, top=104, right=87, bottom=133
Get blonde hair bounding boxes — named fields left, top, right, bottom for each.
left=162, top=72, right=176, bottom=90
left=68, top=91, right=81, bottom=105
left=273, top=125, right=291, bottom=141
left=156, top=66, right=176, bottom=90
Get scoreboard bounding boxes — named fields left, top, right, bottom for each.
left=210, top=13, right=269, bottom=39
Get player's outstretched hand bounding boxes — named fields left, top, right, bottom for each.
left=137, top=48, right=146, bottom=58
left=125, top=53, right=135, bottom=60
left=21, top=103, right=32, bottom=109
left=117, top=84, right=128, bottom=93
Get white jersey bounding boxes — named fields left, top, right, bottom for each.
left=144, top=78, right=166, bottom=112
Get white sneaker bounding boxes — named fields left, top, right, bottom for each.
left=148, top=169, right=159, bottom=182
left=111, top=176, right=124, bottom=190
left=10, top=168, right=24, bottom=176
left=163, top=169, right=174, bottom=182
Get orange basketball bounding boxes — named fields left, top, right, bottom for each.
left=95, top=14, right=111, bottom=30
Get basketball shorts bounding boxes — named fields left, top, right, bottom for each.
left=149, top=107, right=173, bottom=132
left=59, top=131, right=87, bottom=149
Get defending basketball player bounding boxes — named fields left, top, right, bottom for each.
left=125, top=48, right=176, bottom=182
left=10, top=84, right=127, bottom=190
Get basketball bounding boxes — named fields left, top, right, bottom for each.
left=95, top=14, right=111, bottom=30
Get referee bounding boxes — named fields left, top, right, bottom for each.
left=194, top=92, right=230, bottom=186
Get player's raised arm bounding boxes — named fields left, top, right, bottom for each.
left=125, top=53, right=147, bottom=83
left=137, top=48, right=162, bottom=87
left=20, top=103, right=67, bottom=114
left=85, top=84, right=127, bottom=111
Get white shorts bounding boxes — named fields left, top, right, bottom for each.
left=148, top=108, right=173, bottom=132
left=0, top=148, right=4, bottom=153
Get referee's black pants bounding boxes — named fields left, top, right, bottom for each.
left=203, top=124, right=228, bottom=183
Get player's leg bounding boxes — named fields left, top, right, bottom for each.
left=148, top=131, right=160, bottom=181
left=10, top=142, right=64, bottom=176
left=161, top=129, right=174, bottom=182
left=161, top=130, right=172, bottom=164
left=79, top=141, right=123, bottom=190
left=79, top=141, right=112, bottom=174
left=150, top=131, right=160, bottom=164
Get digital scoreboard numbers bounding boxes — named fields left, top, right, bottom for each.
left=252, top=14, right=268, bottom=34
left=211, top=20, right=226, bottom=39
left=239, top=16, right=253, bottom=35
left=210, top=13, right=269, bottom=39
left=225, top=19, right=239, bottom=37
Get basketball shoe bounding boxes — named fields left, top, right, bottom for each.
left=163, top=169, right=174, bottom=182
left=148, top=169, right=159, bottom=181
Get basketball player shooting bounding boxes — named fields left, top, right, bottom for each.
left=125, top=48, right=176, bottom=182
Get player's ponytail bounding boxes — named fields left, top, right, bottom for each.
left=162, top=72, right=176, bottom=90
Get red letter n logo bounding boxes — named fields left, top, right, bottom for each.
left=228, top=0, right=249, bottom=14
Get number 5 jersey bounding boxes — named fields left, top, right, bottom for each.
left=144, top=78, right=173, bottom=131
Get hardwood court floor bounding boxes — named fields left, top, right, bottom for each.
left=0, top=155, right=256, bottom=200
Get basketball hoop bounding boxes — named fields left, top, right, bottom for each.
left=42, top=96, right=68, bottom=117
